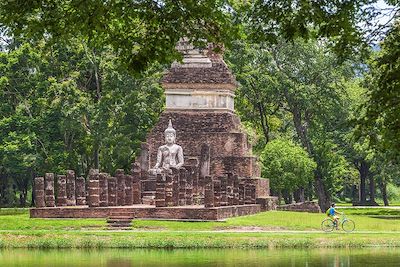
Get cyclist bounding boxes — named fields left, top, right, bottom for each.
left=326, top=203, right=342, bottom=229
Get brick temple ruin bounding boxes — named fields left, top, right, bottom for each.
left=31, top=41, right=278, bottom=221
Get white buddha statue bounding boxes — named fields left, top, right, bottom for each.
left=149, top=120, right=184, bottom=175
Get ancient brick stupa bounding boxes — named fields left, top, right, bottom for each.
left=138, top=41, right=260, bottom=179
left=31, top=40, right=277, bottom=221
left=135, top=40, right=274, bottom=208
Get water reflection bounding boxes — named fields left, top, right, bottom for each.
left=0, top=248, right=399, bottom=266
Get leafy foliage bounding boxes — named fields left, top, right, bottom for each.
left=361, top=21, right=400, bottom=162
left=0, top=0, right=237, bottom=72
left=260, top=139, right=316, bottom=197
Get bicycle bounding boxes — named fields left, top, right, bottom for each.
left=321, top=213, right=355, bottom=232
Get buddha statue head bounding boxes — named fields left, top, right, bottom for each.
left=164, top=119, right=176, bottom=145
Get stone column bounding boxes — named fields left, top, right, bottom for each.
left=99, top=172, right=109, bottom=207
left=185, top=167, right=194, bottom=205
left=172, top=170, right=179, bottom=206
left=107, top=176, right=117, bottom=206
left=165, top=174, right=174, bottom=206
left=116, top=169, right=126, bottom=206
left=220, top=175, right=227, bottom=206
left=132, top=163, right=142, bottom=204
left=66, top=170, right=76, bottom=206
left=250, top=184, right=256, bottom=204
left=199, top=144, right=210, bottom=178
left=125, top=175, right=133, bottom=205
left=204, top=175, right=214, bottom=208
left=44, top=173, right=55, bottom=207
left=192, top=166, right=199, bottom=205
left=155, top=173, right=166, bottom=207
left=179, top=168, right=187, bottom=206
left=34, top=177, right=45, bottom=208
left=226, top=172, right=234, bottom=206
left=198, top=144, right=209, bottom=205
left=56, top=175, right=67, bottom=206
left=233, top=174, right=240, bottom=205
left=238, top=179, right=245, bottom=205
left=75, top=176, right=86, bottom=205
left=87, top=169, right=100, bottom=207
left=213, top=180, right=221, bottom=207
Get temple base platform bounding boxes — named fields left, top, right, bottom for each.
left=30, top=204, right=264, bottom=221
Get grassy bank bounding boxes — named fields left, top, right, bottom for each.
left=1, top=208, right=400, bottom=248
left=1, top=231, right=400, bottom=249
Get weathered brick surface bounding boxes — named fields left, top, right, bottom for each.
left=44, top=173, right=55, bottom=207
left=30, top=204, right=261, bottom=220
left=256, top=178, right=270, bottom=197
left=75, top=177, right=86, bottom=205
left=256, top=197, right=279, bottom=211
left=87, top=169, right=100, bottom=207
left=116, top=169, right=126, bottom=206
left=99, top=173, right=109, bottom=207
left=178, top=169, right=187, bottom=206
left=125, top=175, right=133, bottom=205
left=213, top=180, right=221, bottom=207
left=34, top=177, right=45, bottom=208
left=220, top=175, right=227, bottom=206
left=204, top=175, right=214, bottom=208
left=162, top=56, right=236, bottom=86
left=144, top=111, right=260, bottom=178
left=165, top=174, right=174, bottom=206
left=155, top=174, right=166, bottom=207
left=107, top=176, right=117, bottom=206
left=66, top=170, right=76, bottom=206
left=56, top=175, right=67, bottom=206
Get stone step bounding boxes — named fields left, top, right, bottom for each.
left=107, top=218, right=133, bottom=223
left=108, top=222, right=132, bottom=227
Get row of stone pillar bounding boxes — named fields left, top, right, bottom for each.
left=155, top=168, right=194, bottom=207
left=34, top=167, right=142, bottom=208
left=153, top=169, right=257, bottom=208
left=204, top=175, right=257, bottom=208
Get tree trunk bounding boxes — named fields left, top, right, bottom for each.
left=293, top=188, right=305, bottom=203
left=351, top=184, right=358, bottom=204
left=379, top=178, right=389, bottom=206
left=315, top=168, right=331, bottom=212
left=359, top=160, right=368, bottom=204
left=289, top=100, right=330, bottom=211
left=368, top=174, right=377, bottom=205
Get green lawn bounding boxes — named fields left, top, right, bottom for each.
left=1, top=208, right=400, bottom=248
left=1, top=208, right=400, bottom=232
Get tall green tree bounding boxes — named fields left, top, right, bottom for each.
left=227, top=39, right=357, bottom=210
left=260, top=139, right=316, bottom=203
left=360, top=21, right=400, bottom=163
left=0, top=40, right=163, bottom=207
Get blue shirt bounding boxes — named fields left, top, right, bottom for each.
left=329, top=207, right=335, bottom=216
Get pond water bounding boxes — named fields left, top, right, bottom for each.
left=0, top=248, right=399, bottom=266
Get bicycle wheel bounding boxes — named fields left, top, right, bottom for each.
left=342, top=219, right=355, bottom=232
left=321, top=218, right=334, bottom=232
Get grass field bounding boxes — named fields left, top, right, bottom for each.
left=0, top=208, right=399, bottom=248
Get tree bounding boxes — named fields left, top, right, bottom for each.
left=260, top=139, right=316, bottom=204
left=0, top=40, right=164, bottom=207
left=241, top=0, right=399, bottom=59
left=227, top=39, right=358, bottom=210
left=0, top=0, right=236, bottom=72
left=360, top=21, right=400, bottom=163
